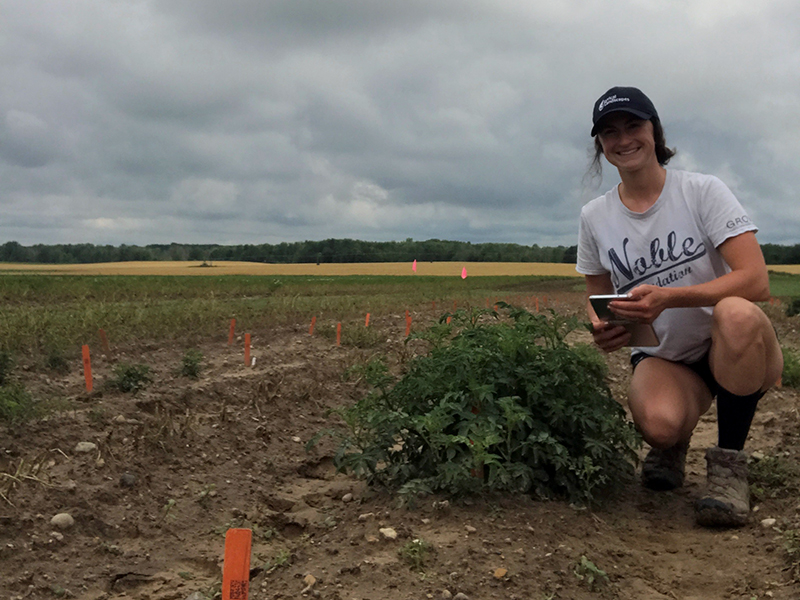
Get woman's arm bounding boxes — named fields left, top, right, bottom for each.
left=609, top=231, right=770, bottom=323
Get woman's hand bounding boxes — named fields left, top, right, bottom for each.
left=590, top=319, right=631, bottom=353
left=609, top=284, right=672, bottom=324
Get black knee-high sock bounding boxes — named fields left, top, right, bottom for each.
left=716, top=387, right=765, bottom=451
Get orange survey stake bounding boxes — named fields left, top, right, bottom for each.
left=82, top=345, right=92, bottom=392
left=309, top=316, right=316, bottom=335
left=222, top=528, right=252, bottom=600
left=98, top=329, right=111, bottom=355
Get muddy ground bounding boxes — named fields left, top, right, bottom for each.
left=2, top=287, right=800, bottom=600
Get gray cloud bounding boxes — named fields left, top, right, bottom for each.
left=1, top=0, right=799, bottom=247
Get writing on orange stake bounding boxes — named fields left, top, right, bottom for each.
left=365, top=313, right=370, bottom=327
left=222, top=528, right=252, bottom=600
left=228, top=319, right=236, bottom=345
left=336, top=322, right=342, bottom=346
left=98, top=329, right=111, bottom=355
left=82, top=345, right=93, bottom=392
left=309, top=316, right=316, bottom=336
left=244, top=333, right=251, bottom=367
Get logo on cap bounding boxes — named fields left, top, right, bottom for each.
left=598, top=95, right=630, bottom=112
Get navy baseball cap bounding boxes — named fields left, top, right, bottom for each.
left=591, top=86, right=659, bottom=136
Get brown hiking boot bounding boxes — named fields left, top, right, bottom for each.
left=695, top=446, right=750, bottom=527
left=641, top=438, right=690, bottom=491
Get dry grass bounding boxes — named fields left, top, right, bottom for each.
left=0, top=261, right=583, bottom=277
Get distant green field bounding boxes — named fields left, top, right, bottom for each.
left=1, top=271, right=798, bottom=357
left=0, top=274, right=573, bottom=355
left=767, top=270, right=800, bottom=297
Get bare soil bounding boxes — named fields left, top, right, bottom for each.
left=2, top=290, right=800, bottom=600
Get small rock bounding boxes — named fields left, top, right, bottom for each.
left=358, top=513, right=374, bottom=522
left=50, top=513, right=75, bottom=529
left=74, top=442, right=97, bottom=453
left=292, top=436, right=302, bottom=443
left=761, top=518, right=777, bottom=528
left=114, top=415, right=127, bottom=423
left=303, top=574, right=317, bottom=587
left=119, top=473, right=137, bottom=488
left=751, top=450, right=765, bottom=461
left=95, top=458, right=105, bottom=468
left=365, top=535, right=379, bottom=543
left=493, top=567, right=507, bottom=579
left=454, top=594, right=470, bottom=600
left=441, top=591, right=453, bottom=599
left=421, top=518, right=431, bottom=525
left=49, top=531, right=64, bottom=542
left=185, top=593, right=206, bottom=600
left=379, top=527, right=398, bottom=540
left=465, top=525, right=477, bottom=534
left=342, top=493, right=353, bottom=503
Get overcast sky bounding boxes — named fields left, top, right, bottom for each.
left=2, top=0, right=799, bottom=248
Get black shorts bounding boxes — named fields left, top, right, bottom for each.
left=630, top=351, right=722, bottom=398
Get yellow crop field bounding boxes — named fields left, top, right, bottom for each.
left=0, top=260, right=583, bottom=277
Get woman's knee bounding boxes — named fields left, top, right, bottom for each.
left=712, top=297, right=765, bottom=354
left=630, top=403, right=687, bottom=449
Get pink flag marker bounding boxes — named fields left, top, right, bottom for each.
left=412, top=259, right=417, bottom=273
left=461, top=267, right=467, bottom=279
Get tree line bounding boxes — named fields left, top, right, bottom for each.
left=1, top=239, right=799, bottom=265
left=0, top=239, right=578, bottom=264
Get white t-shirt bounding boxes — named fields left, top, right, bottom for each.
left=576, top=169, right=757, bottom=363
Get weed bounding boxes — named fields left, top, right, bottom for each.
left=322, top=306, right=640, bottom=505
left=109, top=363, right=152, bottom=393
left=782, top=347, right=800, bottom=388
left=342, top=323, right=384, bottom=348
left=398, top=538, right=433, bottom=571
left=784, top=529, right=800, bottom=582
left=44, top=344, right=70, bottom=374
left=749, top=454, right=800, bottom=500
left=786, top=297, right=800, bottom=318
left=342, top=357, right=393, bottom=392
left=213, top=517, right=276, bottom=542
left=574, top=555, right=609, bottom=591
left=0, top=383, right=37, bottom=425
left=180, top=349, right=204, bottom=378
left=0, top=350, right=13, bottom=385
left=87, top=407, right=107, bottom=426
left=196, top=484, right=216, bottom=509
left=256, top=548, right=292, bottom=573
left=160, top=498, right=177, bottom=523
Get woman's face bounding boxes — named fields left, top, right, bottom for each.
left=596, top=113, right=658, bottom=173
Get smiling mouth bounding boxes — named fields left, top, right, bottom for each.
left=618, top=148, right=639, bottom=156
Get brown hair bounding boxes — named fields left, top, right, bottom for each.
left=586, top=118, right=676, bottom=181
